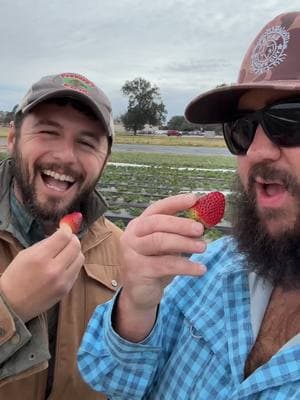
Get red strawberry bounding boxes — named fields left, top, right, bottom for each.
left=187, top=191, right=225, bottom=228
left=59, top=212, right=83, bottom=234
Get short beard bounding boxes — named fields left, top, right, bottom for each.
left=11, top=142, right=98, bottom=227
left=231, top=164, right=300, bottom=289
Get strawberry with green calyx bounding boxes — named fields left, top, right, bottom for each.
left=59, top=212, right=83, bottom=234
left=186, top=191, right=225, bottom=228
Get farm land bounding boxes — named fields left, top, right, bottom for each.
left=0, top=129, right=236, bottom=240
left=101, top=151, right=236, bottom=240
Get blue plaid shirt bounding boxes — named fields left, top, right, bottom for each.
left=78, top=236, right=300, bottom=399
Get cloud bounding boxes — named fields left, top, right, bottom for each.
left=0, top=0, right=300, bottom=117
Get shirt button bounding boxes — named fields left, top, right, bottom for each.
left=10, top=333, right=20, bottom=345
left=111, top=280, right=118, bottom=287
left=0, top=327, right=6, bottom=337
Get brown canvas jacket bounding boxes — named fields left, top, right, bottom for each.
left=0, top=160, right=123, bottom=399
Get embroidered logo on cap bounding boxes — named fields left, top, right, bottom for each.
left=60, top=72, right=95, bottom=95
left=251, top=25, right=290, bottom=75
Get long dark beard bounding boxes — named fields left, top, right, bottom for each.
left=231, top=164, right=300, bottom=289
left=11, top=143, right=98, bottom=226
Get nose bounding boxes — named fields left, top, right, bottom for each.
left=52, top=139, right=77, bottom=164
left=246, top=124, right=281, bottom=162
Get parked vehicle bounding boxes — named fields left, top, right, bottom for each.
left=167, top=130, right=182, bottom=136
left=137, top=128, right=155, bottom=135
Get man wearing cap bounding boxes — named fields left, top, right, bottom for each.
left=0, top=72, right=122, bottom=399
left=78, top=11, right=300, bottom=399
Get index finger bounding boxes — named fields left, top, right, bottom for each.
left=32, top=228, right=75, bottom=258
left=142, top=193, right=197, bottom=217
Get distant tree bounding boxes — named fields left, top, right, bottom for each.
left=167, top=115, right=196, bottom=131
left=2, top=104, right=18, bottom=125
left=167, top=116, right=185, bottom=130
left=167, top=115, right=223, bottom=135
left=121, top=78, right=167, bottom=134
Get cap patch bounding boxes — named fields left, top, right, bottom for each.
left=251, top=25, right=290, bottom=75
left=60, top=72, right=95, bottom=96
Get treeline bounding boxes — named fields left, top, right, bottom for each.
left=166, top=115, right=222, bottom=134
left=0, top=106, right=17, bottom=125
left=120, top=77, right=223, bottom=134
left=1, top=78, right=225, bottom=134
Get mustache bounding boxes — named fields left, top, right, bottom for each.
left=231, top=166, right=300, bottom=289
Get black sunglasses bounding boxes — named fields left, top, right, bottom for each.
left=223, top=97, right=300, bottom=155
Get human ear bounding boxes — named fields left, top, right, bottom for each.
left=7, top=121, right=16, bottom=155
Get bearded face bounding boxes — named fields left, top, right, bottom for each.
left=232, top=162, right=300, bottom=289
left=11, top=141, right=100, bottom=225
left=9, top=102, right=108, bottom=229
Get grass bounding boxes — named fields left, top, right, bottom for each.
left=114, top=132, right=226, bottom=147
left=110, top=151, right=236, bottom=169
left=0, top=150, right=236, bottom=170
left=0, top=126, right=7, bottom=137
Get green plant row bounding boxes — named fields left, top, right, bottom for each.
left=110, top=151, right=236, bottom=169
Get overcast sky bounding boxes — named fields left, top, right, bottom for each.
left=1, top=1, right=299, bottom=120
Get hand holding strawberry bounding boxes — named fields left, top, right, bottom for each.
left=116, top=193, right=212, bottom=342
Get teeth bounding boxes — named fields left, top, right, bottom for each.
left=42, top=169, right=75, bottom=183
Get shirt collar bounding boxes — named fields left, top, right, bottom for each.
left=10, top=187, right=45, bottom=247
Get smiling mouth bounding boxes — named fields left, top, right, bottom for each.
left=41, top=169, right=76, bottom=192
left=252, top=178, right=290, bottom=211
left=259, top=182, right=286, bottom=197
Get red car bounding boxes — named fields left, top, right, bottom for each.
left=167, top=130, right=182, bottom=136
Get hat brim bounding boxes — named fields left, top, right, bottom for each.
left=20, top=88, right=112, bottom=138
left=185, top=81, right=300, bottom=124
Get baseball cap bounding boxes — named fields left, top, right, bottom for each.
left=15, top=72, right=114, bottom=141
left=185, top=12, right=300, bottom=124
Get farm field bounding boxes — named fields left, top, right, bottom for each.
left=101, top=152, right=236, bottom=239
left=114, top=133, right=226, bottom=148
left=0, top=145, right=236, bottom=239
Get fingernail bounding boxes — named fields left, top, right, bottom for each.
left=199, top=264, right=207, bottom=273
left=195, top=240, right=206, bottom=252
left=192, top=222, right=204, bottom=234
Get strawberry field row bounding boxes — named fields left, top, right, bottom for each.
left=100, top=161, right=235, bottom=238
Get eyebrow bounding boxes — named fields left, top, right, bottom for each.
left=33, top=119, right=62, bottom=129
left=79, top=130, right=103, bottom=142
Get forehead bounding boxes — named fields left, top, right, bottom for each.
left=238, top=89, right=300, bottom=110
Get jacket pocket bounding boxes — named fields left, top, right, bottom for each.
left=83, top=263, right=121, bottom=291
